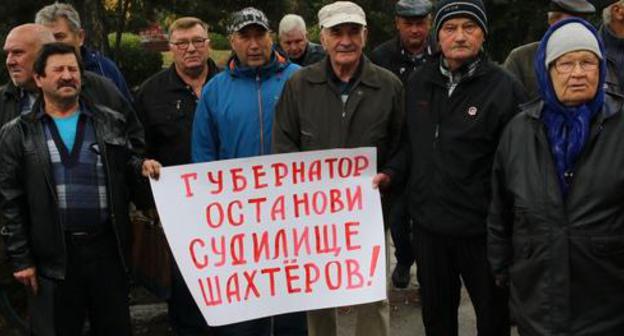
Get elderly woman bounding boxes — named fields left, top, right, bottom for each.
left=488, top=17, right=624, bottom=335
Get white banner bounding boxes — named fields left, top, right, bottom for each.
left=150, top=148, right=386, bottom=326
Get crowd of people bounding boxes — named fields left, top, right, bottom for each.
left=1, top=0, right=624, bottom=335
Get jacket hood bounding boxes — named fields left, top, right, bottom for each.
left=226, top=48, right=291, bottom=79
left=534, top=17, right=606, bottom=114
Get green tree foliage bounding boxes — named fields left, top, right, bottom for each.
left=107, top=33, right=163, bottom=89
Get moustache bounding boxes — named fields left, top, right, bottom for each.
left=57, top=82, right=77, bottom=89
left=336, top=47, right=357, bottom=53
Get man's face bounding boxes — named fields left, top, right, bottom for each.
left=547, top=12, right=574, bottom=26
left=280, top=29, right=308, bottom=59
left=549, top=50, right=600, bottom=106
left=321, top=23, right=367, bottom=68
left=395, top=16, right=431, bottom=51
left=34, top=53, right=82, bottom=105
left=4, top=30, right=39, bottom=88
left=169, top=24, right=211, bottom=73
left=230, top=25, right=273, bottom=68
left=45, top=17, right=84, bottom=51
left=438, top=17, right=484, bottom=68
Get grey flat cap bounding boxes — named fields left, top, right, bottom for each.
left=549, top=0, right=596, bottom=14
left=396, top=0, right=433, bottom=17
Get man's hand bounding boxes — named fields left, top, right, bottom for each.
left=14, top=267, right=38, bottom=295
left=372, top=172, right=391, bottom=190
left=142, top=159, right=162, bottom=180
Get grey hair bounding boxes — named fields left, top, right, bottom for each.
left=279, top=14, right=307, bottom=36
left=603, top=0, right=624, bottom=25
left=35, top=2, right=82, bottom=33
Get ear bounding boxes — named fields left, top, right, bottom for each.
left=395, top=17, right=400, bottom=31
left=362, top=27, right=368, bottom=48
left=614, top=4, right=624, bottom=21
left=319, top=29, right=327, bottom=49
left=78, top=28, right=86, bottom=47
left=33, top=73, right=44, bottom=89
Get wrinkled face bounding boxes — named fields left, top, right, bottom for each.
left=4, top=31, right=39, bottom=87
left=320, top=23, right=367, bottom=67
left=230, top=25, right=273, bottom=68
left=34, top=53, right=82, bottom=104
left=395, top=16, right=431, bottom=51
left=280, top=29, right=308, bottom=59
left=549, top=50, right=600, bottom=106
left=45, top=18, right=84, bottom=51
left=169, top=24, right=211, bottom=73
left=438, top=17, right=485, bottom=68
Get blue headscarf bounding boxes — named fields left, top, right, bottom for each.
left=535, top=17, right=606, bottom=198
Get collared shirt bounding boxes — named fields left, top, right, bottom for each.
left=18, top=88, right=37, bottom=115
left=439, top=55, right=481, bottom=97
left=327, top=56, right=365, bottom=104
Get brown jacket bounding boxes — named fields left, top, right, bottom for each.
left=272, top=57, right=404, bottom=170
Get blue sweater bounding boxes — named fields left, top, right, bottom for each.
left=192, top=52, right=299, bottom=163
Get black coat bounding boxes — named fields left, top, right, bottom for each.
left=488, top=94, right=624, bottom=335
left=134, top=59, right=219, bottom=167
left=386, top=58, right=527, bottom=237
left=370, top=36, right=435, bottom=84
left=0, top=98, right=145, bottom=280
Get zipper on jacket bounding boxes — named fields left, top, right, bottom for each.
left=433, top=123, right=440, bottom=148
left=256, top=73, right=264, bottom=155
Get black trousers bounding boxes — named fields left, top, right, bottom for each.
left=413, top=225, right=509, bottom=336
left=389, top=196, right=415, bottom=267
left=30, top=230, right=131, bottom=336
left=169, top=260, right=211, bottom=335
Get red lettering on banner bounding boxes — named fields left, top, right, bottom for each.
left=243, top=270, right=260, bottom=300
left=227, top=200, right=244, bottom=226
left=314, top=224, right=341, bottom=256
left=293, top=227, right=311, bottom=257
left=325, top=157, right=338, bottom=179
left=285, top=264, right=302, bottom=294
left=205, top=202, right=224, bottom=228
left=338, top=157, right=354, bottom=178
left=226, top=273, right=241, bottom=303
left=354, top=155, right=369, bottom=176
left=230, top=168, right=247, bottom=192
left=273, top=229, right=289, bottom=259
left=207, top=170, right=223, bottom=194
left=180, top=173, right=198, bottom=197
left=293, top=193, right=310, bottom=218
left=368, top=245, right=381, bottom=286
left=347, top=186, right=363, bottom=211
left=252, top=231, right=269, bottom=262
left=198, top=276, right=223, bottom=306
left=344, top=221, right=361, bottom=251
left=272, top=162, right=288, bottom=187
left=261, top=267, right=280, bottom=296
left=248, top=197, right=267, bottom=223
left=346, top=259, right=364, bottom=289
left=189, top=238, right=208, bottom=270
left=292, top=161, right=305, bottom=184
left=312, top=191, right=328, bottom=215
left=308, top=160, right=321, bottom=182
left=304, top=262, right=320, bottom=293
left=252, top=165, right=268, bottom=189
left=271, top=195, right=286, bottom=221
left=325, top=261, right=342, bottom=290
left=211, top=236, right=226, bottom=267
left=329, top=189, right=345, bottom=213
left=230, top=234, right=247, bottom=266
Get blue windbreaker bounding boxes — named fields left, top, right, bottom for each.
left=191, top=51, right=299, bottom=163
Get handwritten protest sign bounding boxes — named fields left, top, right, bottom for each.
left=150, top=148, right=386, bottom=326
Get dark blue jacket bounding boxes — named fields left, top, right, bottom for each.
left=81, top=46, right=133, bottom=102
left=192, top=52, right=299, bottom=163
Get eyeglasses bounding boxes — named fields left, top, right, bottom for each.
left=553, top=59, right=599, bottom=74
left=170, top=37, right=209, bottom=50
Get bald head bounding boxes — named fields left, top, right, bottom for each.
left=4, top=24, right=55, bottom=89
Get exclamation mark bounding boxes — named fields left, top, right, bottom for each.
left=368, top=245, right=381, bottom=286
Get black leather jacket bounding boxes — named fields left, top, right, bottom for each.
left=0, top=97, right=145, bottom=280
left=488, top=93, right=624, bottom=335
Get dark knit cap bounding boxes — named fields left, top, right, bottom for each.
left=433, top=0, right=488, bottom=37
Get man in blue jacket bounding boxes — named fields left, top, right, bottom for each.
left=35, top=2, right=133, bottom=102
left=191, top=7, right=302, bottom=336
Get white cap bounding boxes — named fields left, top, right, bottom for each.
left=545, top=22, right=602, bottom=67
left=318, top=1, right=367, bottom=29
